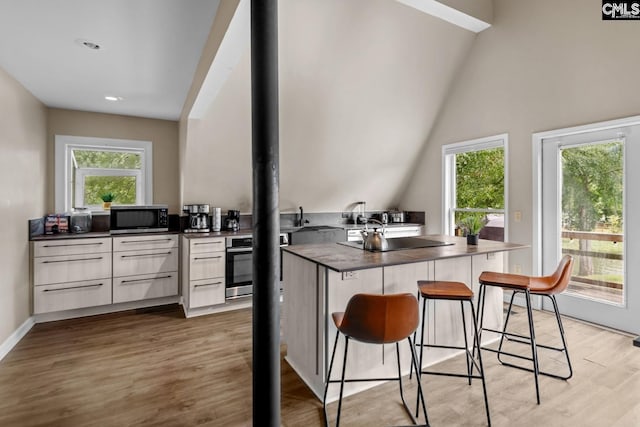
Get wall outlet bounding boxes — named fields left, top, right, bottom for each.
left=343, top=271, right=358, bottom=280
left=487, top=252, right=496, bottom=260
left=514, top=264, right=522, bottom=274
left=514, top=211, right=522, bottom=222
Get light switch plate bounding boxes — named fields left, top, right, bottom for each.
left=343, top=271, right=358, bottom=280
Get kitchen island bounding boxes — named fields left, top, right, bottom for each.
left=281, top=235, right=527, bottom=402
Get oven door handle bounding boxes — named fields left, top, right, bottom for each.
left=226, top=247, right=253, bottom=253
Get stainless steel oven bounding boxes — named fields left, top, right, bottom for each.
left=225, top=233, right=289, bottom=300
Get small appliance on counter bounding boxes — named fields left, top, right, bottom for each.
left=69, top=207, right=92, bottom=233
left=224, top=210, right=240, bottom=231
left=211, top=207, right=221, bottom=232
left=110, top=205, right=169, bottom=234
left=183, top=204, right=210, bottom=233
left=389, top=210, right=406, bottom=223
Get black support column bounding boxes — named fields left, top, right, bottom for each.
left=251, top=0, right=280, bottom=426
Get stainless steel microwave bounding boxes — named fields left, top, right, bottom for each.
left=109, top=205, right=169, bottom=234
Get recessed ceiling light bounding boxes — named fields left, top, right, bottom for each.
left=105, top=96, right=123, bottom=102
left=75, top=38, right=101, bottom=50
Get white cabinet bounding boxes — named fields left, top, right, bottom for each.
left=112, top=234, right=179, bottom=303
left=182, top=236, right=226, bottom=312
left=32, top=238, right=112, bottom=314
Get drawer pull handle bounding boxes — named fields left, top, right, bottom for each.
left=120, top=275, right=173, bottom=284
left=193, top=256, right=222, bottom=261
left=194, top=282, right=222, bottom=288
left=193, top=241, right=222, bottom=245
left=121, top=252, right=172, bottom=258
left=42, top=256, right=103, bottom=264
left=43, top=242, right=103, bottom=248
left=121, top=238, right=173, bottom=244
left=43, top=283, right=103, bottom=292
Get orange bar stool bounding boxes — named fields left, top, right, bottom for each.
left=322, top=293, right=429, bottom=427
left=413, top=280, right=490, bottom=426
left=477, top=255, right=574, bottom=404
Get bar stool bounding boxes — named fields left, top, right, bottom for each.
left=412, top=280, right=490, bottom=426
left=322, top=293, right=429, bottom=427
left=477, top=255, right=574, bottom=404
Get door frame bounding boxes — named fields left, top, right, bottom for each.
left=532, top=115, right=640, bottom=324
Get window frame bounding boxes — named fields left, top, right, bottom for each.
left=442, top=133, right=509, bottom=239
left=55, top=135, right=153, bottom=213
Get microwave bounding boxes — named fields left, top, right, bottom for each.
left=109, top=205, right=169, bottom=234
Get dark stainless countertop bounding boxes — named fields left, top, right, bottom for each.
left=282, top=235, right=528, bottom=272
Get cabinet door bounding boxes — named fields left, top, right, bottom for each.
left=188, top=278, right=225, bottom=308
left=34, top=253, right=111, bottom=286
left=429, top=257, right=473, bottom=363
left=113, top=272, right=178, bottom=303
left=472, top=253, right=504, bottom=344
left=189, top=237, right=225, bottom=254
left=382, top=261, right=431, bottom=373
left=113, top=248, right=178, bottom=277
left=112, top=235, right=178, bottom=252
left=34, top=279, right=112, bottom=314
left=188, top=253, right=225, bottom=281
left=33, top=238, right=111, bottom=257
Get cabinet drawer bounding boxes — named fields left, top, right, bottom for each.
left=34, top=238, right=111, bottom=258
left=34, top=253, right=111, bottom=286
left=189, top=278, right=225, bottom=308
left=189, top=253, right=225, bottom=281
left=112, top=235, right=178, bottom=252
left=34, top=279, right=112, bottom=314
left=113, top=248, right=178, bottom=277
left=189, top=237, right=225, bottom=254
left=113, top=273, right=178, bottom=303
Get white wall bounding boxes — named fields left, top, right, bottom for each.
left=0, top=67, right=47, bottom=344
left=400, top=0, right=640, bottom=274
left=182, top=0, right=475, bottom=214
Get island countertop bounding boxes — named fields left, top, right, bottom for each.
left=282, top=235, right=528, bottom=272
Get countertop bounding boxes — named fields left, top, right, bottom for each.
left=30, top=223, right=425, bottom=241
left=282, top=235, right=528, bottom=272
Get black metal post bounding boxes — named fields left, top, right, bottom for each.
left=251, top=0, right=280, bottom=425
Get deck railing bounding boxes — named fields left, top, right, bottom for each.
left=561, top=230, right=623, bottom=290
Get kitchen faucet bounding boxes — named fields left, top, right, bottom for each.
left=298, top=206, right=309, bottom=227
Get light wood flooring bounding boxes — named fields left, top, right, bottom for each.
left=1, top=304, right=639, bottom=426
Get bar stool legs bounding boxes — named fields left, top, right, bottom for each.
left=413, top=282, right=491, bottom=426
left=322, top=293, right=429, bottom=427
left=477, top=284, right=573, bottom=405
left=322, top=330, right=429, bottom=427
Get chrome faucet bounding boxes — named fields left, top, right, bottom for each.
left=298, top=206, right=309, bottom=227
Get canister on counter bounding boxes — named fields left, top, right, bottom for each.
left=211, top=207, right=221, bottom=232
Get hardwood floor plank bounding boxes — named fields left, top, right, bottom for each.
left=1, top=304, right=639, bottom=426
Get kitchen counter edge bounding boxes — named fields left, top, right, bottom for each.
left=282, top=235, right=529, bottom=273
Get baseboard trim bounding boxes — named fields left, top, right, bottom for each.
left=0, top=317, right=35, bottom=362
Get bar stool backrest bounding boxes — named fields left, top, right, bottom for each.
left=535, top=255, right=574, bottom=294
left=338, top=293, right=419, bottom=344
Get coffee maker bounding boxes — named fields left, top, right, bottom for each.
left=224, top=210, right=240, bottom=231
left=183, top=204, right=210, bottom=233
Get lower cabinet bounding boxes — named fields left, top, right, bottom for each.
left=112, top=235, right=179, bottom=303
left=34, top=279, right=112, bottom=314
left=182, top=236, right=226, bottom=313
left=113, top=272, right=178, bottom=304
left=31, top=234, right=179, bottom=315
left=32, top=238, right=112, bottom=314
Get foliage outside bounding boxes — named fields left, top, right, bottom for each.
left=456, top=148, right=504, bottom=210
left=73, top=149, right=141, bottom=207
left=561, top=141, right=624, bottom=290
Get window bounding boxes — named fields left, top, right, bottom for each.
left=55, top=135, right=153, bottom=212
left=442, top=134, right=507, bottom=241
